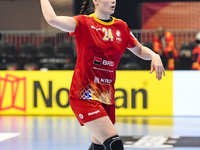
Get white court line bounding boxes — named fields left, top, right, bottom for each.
left=0, top=133, right=20, bottom=142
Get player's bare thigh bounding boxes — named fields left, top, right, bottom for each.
left=84, top=116, right=118, bottom=144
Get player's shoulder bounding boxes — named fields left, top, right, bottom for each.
left=74, top=14, right=90, bottom=20
left=112, top=16, right=128, bottom=26
left=73, top=14, right=93, bottom=26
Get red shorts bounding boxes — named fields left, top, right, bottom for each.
left=70, top=98, right=115, bottom=126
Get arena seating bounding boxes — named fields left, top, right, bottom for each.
left=41, top=63, right=58, bottom=70
left=62, top=62, right=76, bottom=70
left=6, top=62, right=20, bottom=70
left=178, top=42, right=196, bottom=70
left=19, top=43, right=36, bottom=59
left=37, top=43, right=55, bottom=58
left=0, top=40, right=198, bottom=70
left=121, top=62, right=141, bottom=70
left=0, top=42, right=17, bottom=59
left=23, top=62, right=39, bottom=70
left=0, top=41, right=76, bottom=70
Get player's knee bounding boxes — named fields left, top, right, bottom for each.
left=103, top=135, right=124, bottom=150
left=88, top=143, right=104, bottom=150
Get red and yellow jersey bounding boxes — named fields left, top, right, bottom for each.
left=192, top=46, right=200, bottom=70
left=153, top=32, right=178, bottom=70
left=69, top=13, right=138, bottom=105
left=153, top=32, right=178, bottom=58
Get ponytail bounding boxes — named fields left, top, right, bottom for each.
left=79, top=0, right=94, bottom=15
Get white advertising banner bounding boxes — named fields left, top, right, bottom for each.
left=173, top=71, right=200, bottom=116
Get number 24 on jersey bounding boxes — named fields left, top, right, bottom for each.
left=102, top=28, right=114, bottom=41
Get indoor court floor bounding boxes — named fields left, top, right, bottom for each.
left=0, top=116, right=200, bottom=150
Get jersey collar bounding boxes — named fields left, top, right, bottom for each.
left=89, top=13, right=115, bottom=25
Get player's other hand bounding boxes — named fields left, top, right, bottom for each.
left=150, top=54, right=165, bottom=81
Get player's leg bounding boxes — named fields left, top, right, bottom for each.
left=91, top=134, right=101, bottom=145
left=70, top=99, right=123, bottom=150
left=88, top=102, right=116, bottom=150
left=85, top=116, right=124, bottom=150
left=88, top=135, right=104, bottom=150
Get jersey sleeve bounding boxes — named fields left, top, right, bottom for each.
left=126, top=24, right=138, bottom=48
left=68, top=15, right=84, bottom=37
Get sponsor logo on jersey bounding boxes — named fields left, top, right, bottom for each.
left=94, top=77, right=112, bottom=84
left=94, top=77, right=100, bottom=84
left=102, top=60, right=114, bottom=66
left=116, top=30, right=121, bottom=37
left=93, top=57, right=102, bottom=65
left=116, top=37, right=122, bottom=43
left=93, top=57, right=114, bottom=66
left=92, top=67, right=114, bottom=73
left=116, top=30, right=122, bottom=43
left=79, top=114, right=84, bottom=119
left=88, top=110, right=100, bottom=116
left=91, top=25, right=101, bottom=31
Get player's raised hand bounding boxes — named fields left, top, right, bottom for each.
left=150, top=54, right=165, bottom=81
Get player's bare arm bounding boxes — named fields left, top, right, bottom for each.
left=40, top=0, right=76, bottom=32
left=128, top=43, right=165, bottom=80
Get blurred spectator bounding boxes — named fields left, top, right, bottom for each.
left=153, top=26, right=178, bottom=70
left=192, top=32, right=200, bottom=70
